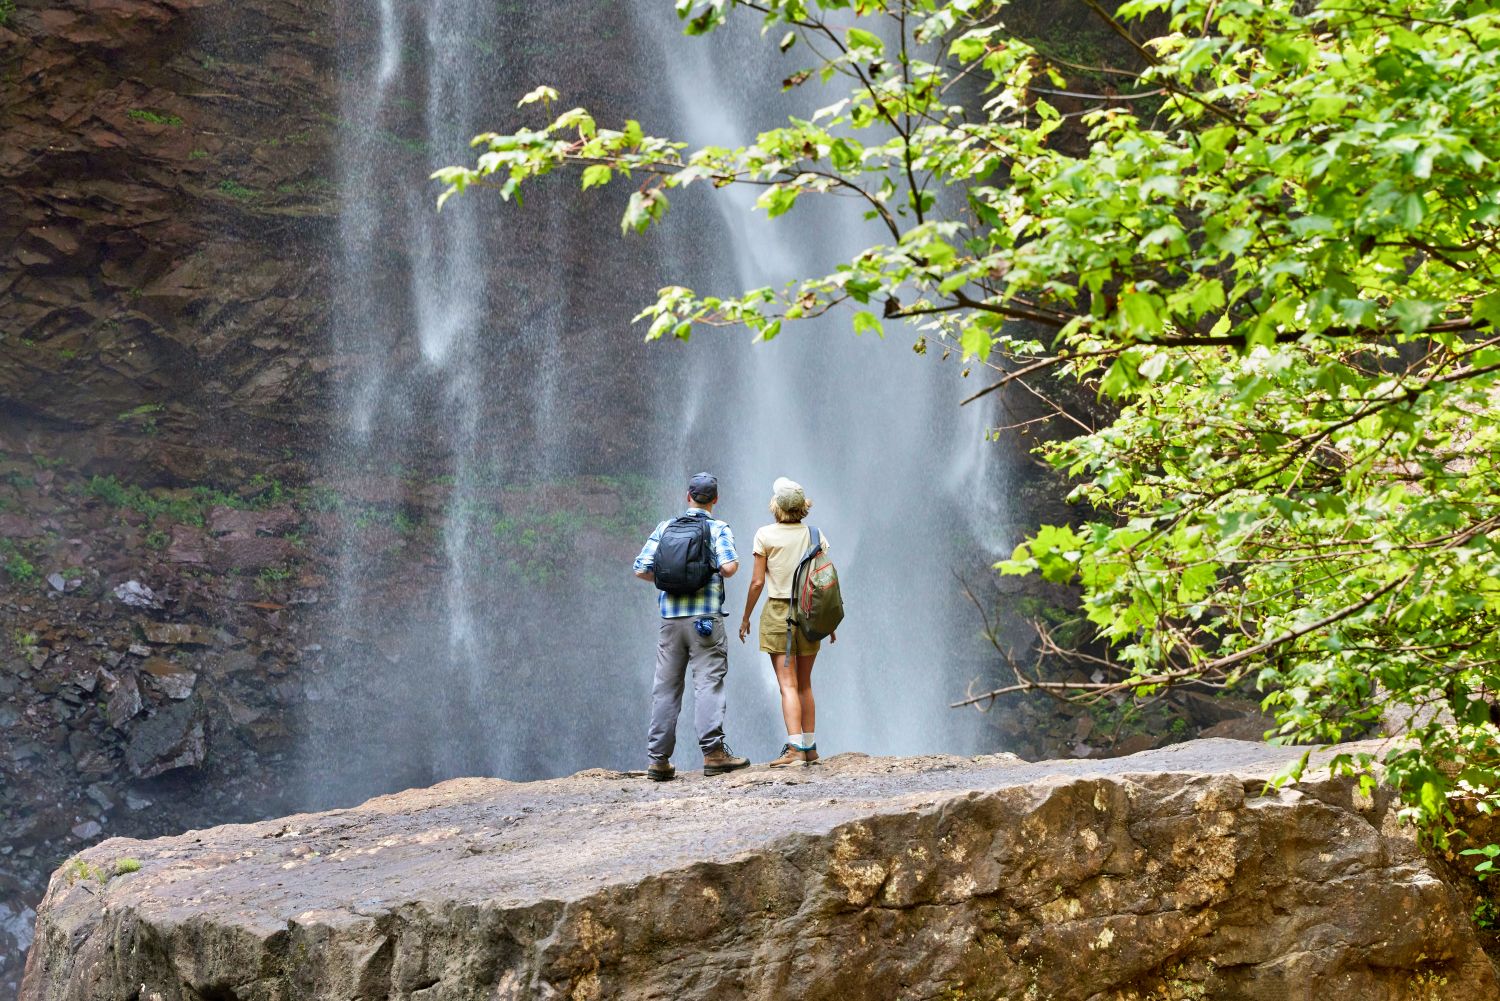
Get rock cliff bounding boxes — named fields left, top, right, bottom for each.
left=20, top=740, right=1498, bottom=1001
left=0, top=0, right=338, bottom=478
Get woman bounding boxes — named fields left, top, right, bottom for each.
left=738, top=477, right=835, bottom=767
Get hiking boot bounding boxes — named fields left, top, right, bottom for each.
left=702, top=743, right=750, bottom=775
left=768, top=743, right=808, bottom=768
left=802, top=743, right=819, bottom=765
left=646, top=760, right=675, bottom=782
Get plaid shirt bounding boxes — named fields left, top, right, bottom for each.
left=634, top=508, right=738, bottom=618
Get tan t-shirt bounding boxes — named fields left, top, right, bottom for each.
left=753, top=522, right=831, bottom=599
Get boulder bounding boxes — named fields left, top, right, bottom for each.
left=140, top=657, right=197, bottom=700
left=19, top=741, right=1500, bottom=1001
left=111, top=580, right=160, bottom=608
left=121, top=699, right=204, bottom=779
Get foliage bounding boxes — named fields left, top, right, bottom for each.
left=256, top=565, right=297, bottom=596
left=83, top=474, right=292, bottom=527
left=1, top=539, right=37, bottom=584
left=62, top=857, right=142, bottom=886
left=127, top=109, right=183, bottom=127
left=216, top=179, right=257, bottom=201
left=439, top=0, right=1500, bottom=838
left=0, top=0, right=14, bottom=28
left=1463, top=842, right=1500, bottom=879
left=11, top=630, right=38, bottom=655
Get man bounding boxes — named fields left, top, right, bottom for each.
left=632, top=472, right=751, bottom=781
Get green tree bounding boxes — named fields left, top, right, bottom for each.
left=437, top=0, right=1500, bottom=838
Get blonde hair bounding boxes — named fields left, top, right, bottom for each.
left=769, top=477, right=811, bottom=523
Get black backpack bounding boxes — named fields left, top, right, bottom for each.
left=652, top=515, right=716, bottom=595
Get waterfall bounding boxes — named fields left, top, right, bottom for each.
left=306, top=1, right=1015, bottom=807
left=312, top=0, right=516, bottom=800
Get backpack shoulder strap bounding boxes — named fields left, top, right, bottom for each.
left=804, top=525, right=821, bottom=561
left=701, top=515, right=718, bottom=568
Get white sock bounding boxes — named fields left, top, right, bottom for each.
left=787, top=733, right=803, bottom=748
left=799, top=731, right=815, bottom=749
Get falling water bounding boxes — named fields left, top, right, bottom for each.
left=311, top=0, right=516, bottom=800
left=305, top=2, right=1018, bottom=806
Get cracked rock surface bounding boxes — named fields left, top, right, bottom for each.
left=20, top=739, right=1498, bottom=1000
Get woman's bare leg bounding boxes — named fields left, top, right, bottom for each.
left=794, top=653, right=817, bottom=734
left=771, top=653, right=802, bottom=737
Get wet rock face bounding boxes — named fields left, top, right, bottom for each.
left=19, top=743, right=1500, bottom=1001
left=0, top=0, right=338, bottom=477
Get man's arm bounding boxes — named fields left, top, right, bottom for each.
left=633, top=523, right=664, bottom=582
left=713, top=522, right=740, bottom=579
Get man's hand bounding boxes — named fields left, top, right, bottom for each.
left=829, top=631, right=837, bottom=644
left=738, top=617, right=751, bottom=643
left=634, top=569, right=654, bottom=582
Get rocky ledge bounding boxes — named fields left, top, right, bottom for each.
left=20, top=740, right=1498, bottom=1001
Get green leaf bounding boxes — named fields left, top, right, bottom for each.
left=758, top=184, right=799, bottom=218
left=1473, top=291, right=1500, bottom=330
left=517, top=85, right=559, bottom=108
left=1389, top=299, right=1441, bottom=335
left=1119, top=292, right=1164, bottom=335
left=581, top=165, right=612, bottom=190
left=960, top=323, right=991, bottom=361
left=846, top=27, right=884, bottom=54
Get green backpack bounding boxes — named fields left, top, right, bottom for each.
left=786, top=526, right=845, bottom=652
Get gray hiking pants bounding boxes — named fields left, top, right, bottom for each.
left=646, top=615, right=728, bottom=763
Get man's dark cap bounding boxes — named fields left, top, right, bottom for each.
left=688, top=472, right=718, bottom=503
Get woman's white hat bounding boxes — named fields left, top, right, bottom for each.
left=772, top=477, right=806, bottom=509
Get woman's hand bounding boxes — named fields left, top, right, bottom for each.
left=738, top=617, right=751, bottom=643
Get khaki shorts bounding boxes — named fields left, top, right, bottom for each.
left=759, top=598, right=821, bottom=656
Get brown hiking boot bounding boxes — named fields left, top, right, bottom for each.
left=646, top=760, right=675, bottom=782
left=702, top=743, right=750, bottom=775
left=802, top=743, right=819, bottom=765
left=768, top=743, right=808, bottom=768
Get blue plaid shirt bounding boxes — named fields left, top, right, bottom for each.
left=634, top=508, right=738, bottom=618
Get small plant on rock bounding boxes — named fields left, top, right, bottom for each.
left=11, top=630, right=38, bottom=655
left=127, top=108, right=184, bottom=127
left=217, top=178, right=257, bottom=201
left=2, top=542, right=37, bottom=584
left=256, top=565, right=296, bottom=596
left=63, top=859, right=104, bottom=886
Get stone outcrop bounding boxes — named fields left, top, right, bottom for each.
left=0, top=0, right=338, bottom=479
left=20, top=740, right=1498, bottom=1001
